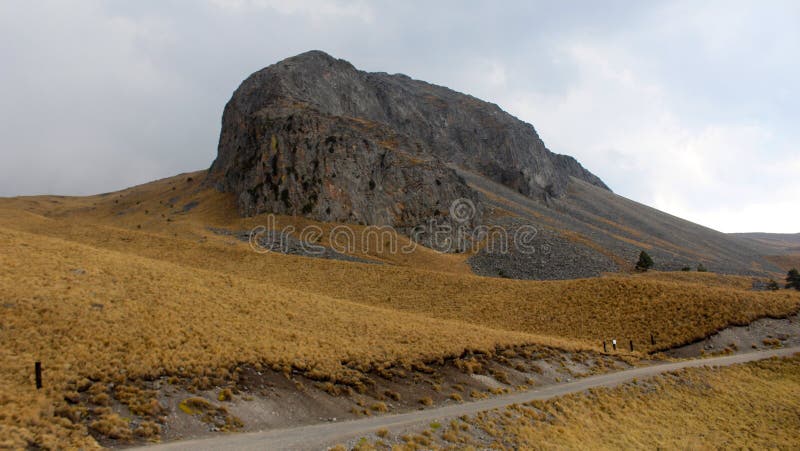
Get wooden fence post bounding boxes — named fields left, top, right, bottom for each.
left=35, top=362, right=42, bottom=389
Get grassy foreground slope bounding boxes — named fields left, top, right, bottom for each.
left=363, top=354, right=800, bottom=450
left=0, top=226, right=545, bottom=448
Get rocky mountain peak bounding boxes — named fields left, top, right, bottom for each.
left=208, top=51, right=608, bottom=230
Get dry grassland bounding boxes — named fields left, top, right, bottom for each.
left=368, top=353, right=800, bottom=450
left=0, top=172, right=798, bottom=448
left=0, top=225, right=558, bottom=448
left=1, top=174, right=796, bottom=355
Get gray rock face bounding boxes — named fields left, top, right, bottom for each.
left=207, top=50, right=607, bottom=228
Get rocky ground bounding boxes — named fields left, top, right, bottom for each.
left=667, top=313, right=800, bottom=358
left=468, top=216, right=617, bottom=280
left=459, top=168, right=778, bottom=279
left=113, top=347, right=636, bottom=448
left=207, top=227, right=375, bottom=264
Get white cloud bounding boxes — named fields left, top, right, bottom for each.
left=499, top=38, right=796, bottom=233
left=209, top=0, right=374, bottom=22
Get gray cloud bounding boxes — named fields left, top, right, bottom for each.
left=0, top=0, right=797, bottom=232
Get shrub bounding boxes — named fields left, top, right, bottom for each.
left=89, top=393, right=111, bottom=406
left=786, top=268, right=800, bottom=291
left=442, top=430, right=459, bottom=442
left=697, top=263, right=708, bottom=272
left=178, top=397, right=213, bottom=415
left=681, top=266, right=691, bottom=271
left=134, top=421, right=161, bottom=438
left=218, top=388, right=233, bottom=402
left=370, top=402, right=388, bottom=412
left=767, top=279, right=780, bottom=291
left=89, top=413, right=132, bottom=441
left=317, top=382, right=340, bottom=396
left=418, top=396, right=434, bottom=406
left=491, top=369, right=510, bottom=384
left=470, top=389, right=488, bottom=399
left=635, top=251, right=654, bottom=272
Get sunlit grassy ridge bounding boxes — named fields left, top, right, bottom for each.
left=0, top=171, right=798, bottom=448
left=1, top=174, right=797, bottom=355
left=621, top=270, right=757, bottom=290
left=0, top=171, right=473, bottom=275
left=377, top=354, right=800, bottom=450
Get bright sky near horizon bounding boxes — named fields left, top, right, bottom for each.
left=0, top=1, right=797, bottom=233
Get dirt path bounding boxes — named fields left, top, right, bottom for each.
left=132, top=347, right=800, bottom=451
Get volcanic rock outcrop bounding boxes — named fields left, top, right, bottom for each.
left=207, top=50, right=605, bottom=229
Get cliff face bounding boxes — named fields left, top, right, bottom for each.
left=208, top=50, right=607, bottom=227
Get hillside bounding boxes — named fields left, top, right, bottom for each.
left=730, top=232, right=800, bottom=254
left=1, top=173, right=799, bottom=447
left=729, top=232, right=800, bottom=272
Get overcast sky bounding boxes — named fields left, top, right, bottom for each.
left=1, top=1, right=797, bottom=233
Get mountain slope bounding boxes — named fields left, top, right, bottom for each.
left=206, top=50, right=780, bottom=278
left=730, top=232, right=800, bottom=272
left=465, top=172, right=780, bottom=278
left=730, top=232, right=800, bottom=255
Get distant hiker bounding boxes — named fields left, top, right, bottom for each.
left=612, top=339, right=617, bottom=351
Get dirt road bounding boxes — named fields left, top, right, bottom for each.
left=134, top=347, right=800, bottom=451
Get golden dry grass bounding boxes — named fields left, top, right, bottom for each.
left=413, top=354, right=800, bottom=450
left=1, top=171, right=799, bottom=448
left=620, top=270, right=757, bottom=290
left=0, top=171, right=472, bottom=275
left=0, top=226, right=548, bottom=448
left=2, top=185, right=796, bottom=355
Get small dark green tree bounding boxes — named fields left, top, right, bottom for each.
left=786, top=268, right=800, bottom=291
left=635, top=251, right=654, bottom=272
left=680, top=266, right=691, bottom=272
left=697, top=263, right=708, bottom=272
left=766, top=279, right=780, bottom=291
